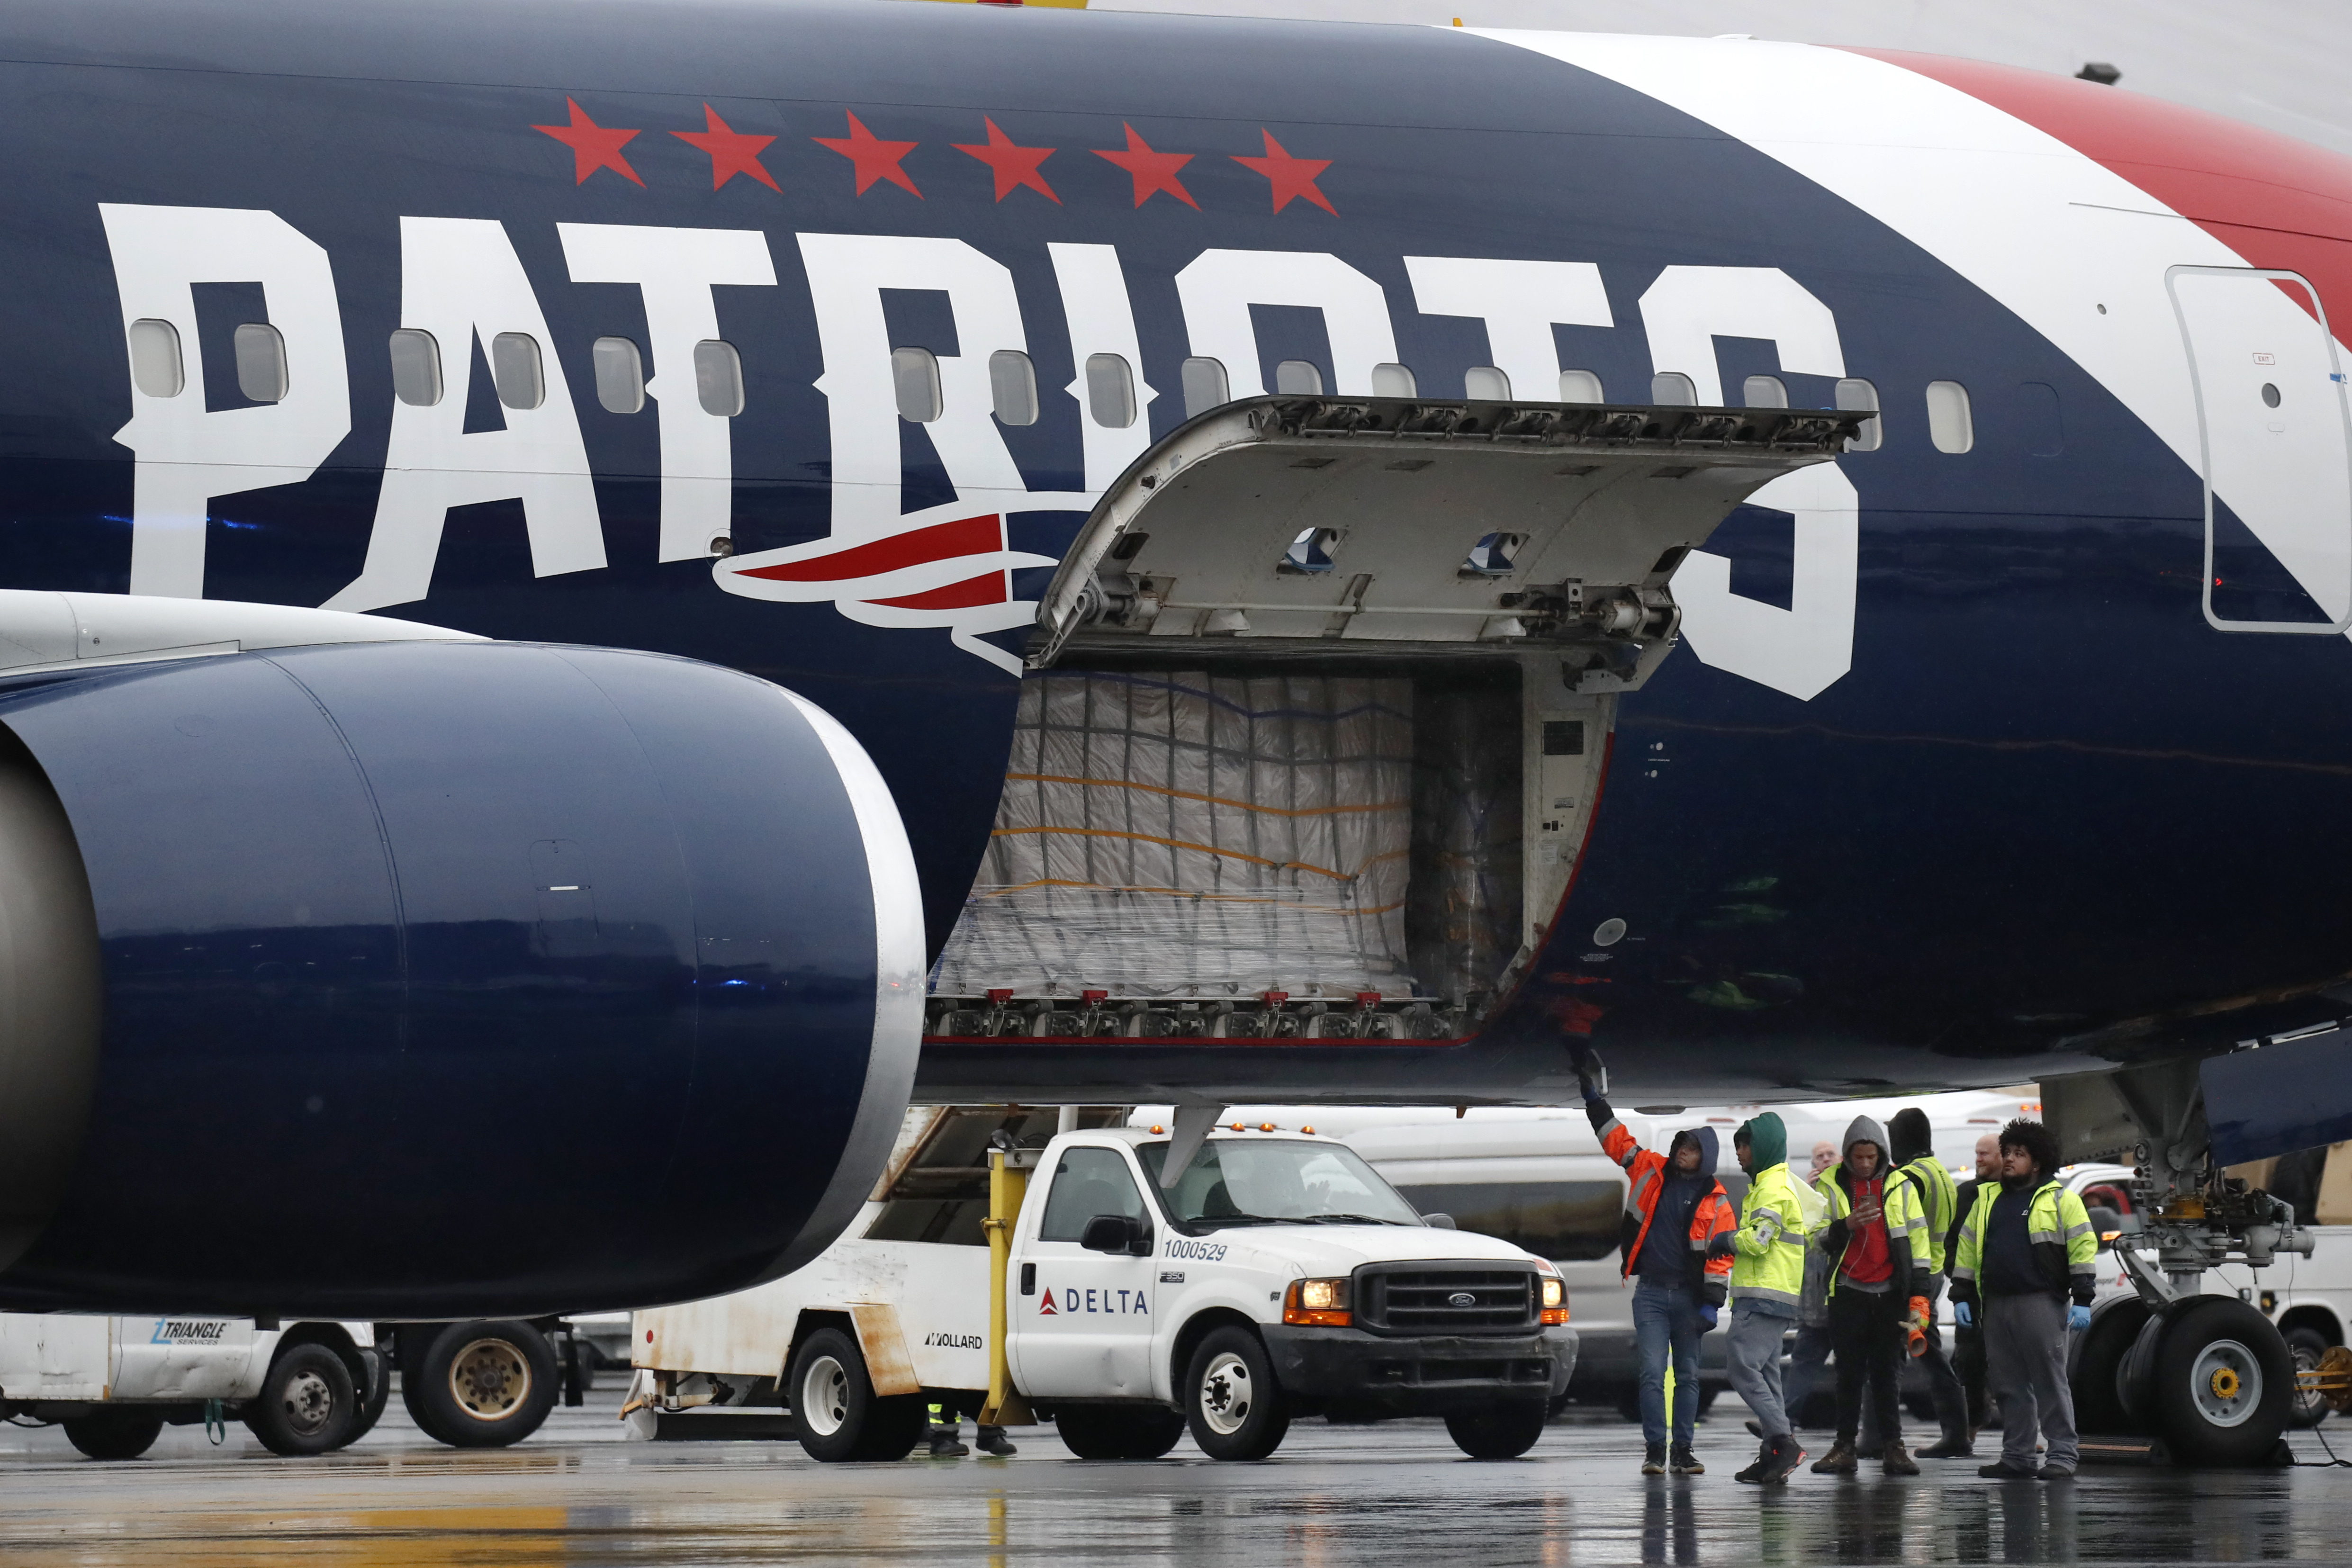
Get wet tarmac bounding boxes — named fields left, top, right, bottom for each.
left=2, top=1385, right=2349, bottom=1565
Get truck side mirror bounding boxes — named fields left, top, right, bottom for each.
left=1081, top=1214, right=1152, bottom=1256
left=1423, top=1212, right=1457, bottom=1230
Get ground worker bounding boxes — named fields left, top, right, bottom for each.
left=1810, top=1116, right=1924, bottom=1476
left=1946, top=1132, right=2001, bottom=1439
left=1712, top=1111, right=1811, bottom=1484
left=1780, top=1143, right=1843, bottom=1428
left=1950, top=1118, right=2098, bottom=1480
left=1581, top=1072, right=1736, bottom=1476
left=924, top=1403, right=1016, bottom=1458
left=1888, top=1107, right=1972, bottom=1458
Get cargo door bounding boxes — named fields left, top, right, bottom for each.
left=2168, top=266, right=2352, bottom=632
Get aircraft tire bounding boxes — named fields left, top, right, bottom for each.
left=2068, top=1296, right=2151, bottom=1435
left=1054, top=1405, right=1186, bottom=1459
left=405, top=1321, right=559, bottom=1448
left=1445, top=1401, right=1549, bottom=1460
left=788, top=1327, right=925, bottom=1462
left=2151, top=1298, right=2292, bottom=1466
left=245, top=1342, right=359, bottom=1456
left=61, top=1408, right=162, bottom=1460
left=1183, top=1327, right=1289, bottom=1461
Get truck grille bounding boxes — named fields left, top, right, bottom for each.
left=1354, top=1265, right=1535, bottom=1335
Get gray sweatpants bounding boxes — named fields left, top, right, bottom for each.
left=1985, top=1292, right=2077, bottom=1470
left=1728, top=1299, right=1797, bottom=1438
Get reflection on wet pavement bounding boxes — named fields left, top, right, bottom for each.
left=0, top=1392, right=2342, bottom=1565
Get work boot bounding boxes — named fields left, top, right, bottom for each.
left=975, top=1425, right=1018, bottom=1458
left=1880, top=1439, right=1920, bottom=1476
left=1670, top=1444, right=1704, bottom=1475
left=1978, top=1460, right=2039, bottom=1479
left=1735, top=1440, right=1775, bottom=1484
left=926, top=1425, right=969, bottom=1458
left=1811, top=1440, right=1858, bottom=1475
left=1763, top=1435, right=1808, bottom=1485
left=1916, top=1432, right=1974, bottom=1459
left=1641, top=1442, right=1667, bottom=1475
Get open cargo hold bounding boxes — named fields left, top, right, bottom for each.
left=927, top=396, right=1864, bottom=1045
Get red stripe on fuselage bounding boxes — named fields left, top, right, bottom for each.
left=735, top=513, right=1001, bottom=582
left=1849, top=49, right=2352, bottom=329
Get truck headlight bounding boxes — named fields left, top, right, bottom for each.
left=1537, top=1266, right=1569, bottom=1325
left=1540, top=1277, right=1564, bottom=1310
left=1285, top=1277, right=1352, bottom=1325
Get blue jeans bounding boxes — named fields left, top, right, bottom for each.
left=1632, top=1281, right=1705, bottom=1449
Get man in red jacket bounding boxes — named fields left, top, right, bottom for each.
left=1584, top=1072, right=1736, bottom=1475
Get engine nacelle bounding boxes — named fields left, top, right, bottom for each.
left=0, top=639, right=921, bottom=1317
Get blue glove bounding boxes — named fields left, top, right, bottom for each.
left=1954, top=1300, right=1973, bottom=1328
left=1700, top=1304, right=1720, bottom=1330
left=2068, top=1304, right=2093, bottom=1333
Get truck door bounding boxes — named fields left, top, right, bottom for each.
left=1011, top=1144, right=1158, bottom=1399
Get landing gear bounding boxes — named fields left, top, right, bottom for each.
left=2121, top=1298, right=2293, bottom=1466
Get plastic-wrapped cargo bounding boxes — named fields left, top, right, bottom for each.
left=932, top=671, right=1417, bottom=999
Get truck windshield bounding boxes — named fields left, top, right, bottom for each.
left=1136, top=1139, right=1425, bottom=1228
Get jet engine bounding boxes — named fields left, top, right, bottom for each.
left=0, top=603, right=920, bottom=1319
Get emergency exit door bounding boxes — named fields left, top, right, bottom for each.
left=2167, top=265, right=2352, bottom=632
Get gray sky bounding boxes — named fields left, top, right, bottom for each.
left=1086, top=0, right=2352, bottom=159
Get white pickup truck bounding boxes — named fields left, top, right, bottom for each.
left=634, top=1108, right=1577, bottom=1461
left=0, top=1315, right=382, bottom=1458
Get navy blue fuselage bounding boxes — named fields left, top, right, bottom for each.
left=1, top=0, right=2348, bottom=1126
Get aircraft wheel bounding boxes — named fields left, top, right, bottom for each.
left=406, top=1321, right=558, bottom=1448
left=1184, top=1327, right=1289, bottom=1461
left=788, top=1327, right=924, bottom=1462
left=1445, top=1401, right=1549, bottom=1460
left=2151, top=1298, right=2291, bottom=1466
left=1054, top=1405, right=1186, bottom=1459
left=2285, top=1326, right=2334, bottom=1428
left=245, top=1342, right=359, bottom=1456
left=2069, top=1296, right=2151, bottom=1435
left=62, top=1408, right=162, bottom=1460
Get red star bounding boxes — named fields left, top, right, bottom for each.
left=672, top=104, right=779, bottom=191
left=531, top=98, right=644, bottom=187
left=1233, top=130, right=1335, bottom=215
left=813, top=111, right=921, bottom=198
left=1093, top=123, right=1197, bottom=210
left=952, top=117, right=1059, bottom=204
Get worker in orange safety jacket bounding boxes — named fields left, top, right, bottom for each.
left=1583, top=1067, right=1737, bottom=1475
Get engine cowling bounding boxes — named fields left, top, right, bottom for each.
left=0, top=638, right=921, bottom=1317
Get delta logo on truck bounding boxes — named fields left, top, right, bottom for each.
left=1036, top=1286, right=1149, bottom=1316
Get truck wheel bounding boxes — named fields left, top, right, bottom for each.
left=2152, top=1298, right=2292, bottom=1466
left=345, top=1348, right=392, bottom=1444
left=244, top=1343, right=359, bottom=1456
left=62, top=1409, right=163, bottom=1460
left=1056, top=1405, right=1186, bottom=1460
left=2285, top=1326, right=2334, bottom=1429
left=405, top=1321, right=558, bottom=1448
left=1445, top=1401, right=1548, bottom=1460
left=2069, top=1297, right=2151, bottom=1435
left=1183, top=1327, right=1289, bottom=1461
left=788, top=1327, right=925, bottom=1462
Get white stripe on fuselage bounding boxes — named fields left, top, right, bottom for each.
left=1470, top=30, right=2352, bottom=627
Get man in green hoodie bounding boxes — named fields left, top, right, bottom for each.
left=1709, top=1111, right=1811, bottom=1484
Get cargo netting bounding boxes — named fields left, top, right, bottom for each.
left=931, top=671, right=1419, bottom=1000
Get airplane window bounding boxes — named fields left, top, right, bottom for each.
left=591, top=336, right=644, bottom=415
left=1371, top=361, right=1416, bottom=398
left=1465, top=365, right=1511, bottom=401
left=1558, top=369, right=1604, bottom=403
left=490, top=332, right=545, bottom=411
left=892, top=346, right=942, bottom=423
left=694, top=339, right=744, bottom=418
left=1274, top=359, right=1324, bottom=396
left=233, top=323, right=288, bottom=403
left=388, top=329, right=442, bottom=408
left=990, top=349, right=1038, bottom=426
left=1181, top=357, right=1230, bottom=419
left=1926, top=379, right=1974, bottom=453
left=1836, top=377, right=1881, bottom=452
left=128, top=318, right=184, bottom=399
left=1650, top=371, right=1697, bottom=406
left=1085, top=352, right=1136, bottom=429
left=1743, top=374, right=1788, bottom=409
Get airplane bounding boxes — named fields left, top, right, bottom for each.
left=0, top=0, right=2347, bottom=1432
